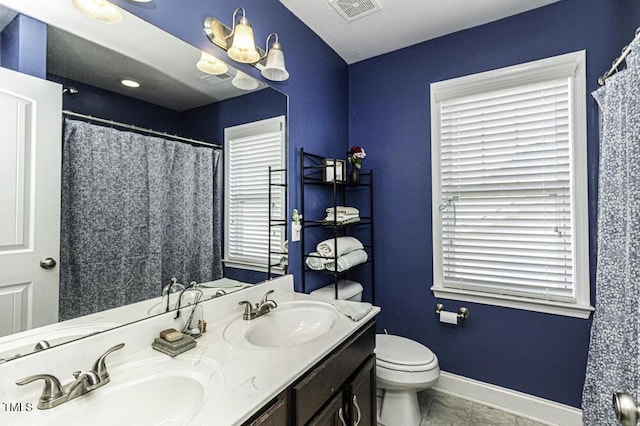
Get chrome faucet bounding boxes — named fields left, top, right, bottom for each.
left=192, top=283, right=226, bottom=301
left=239, top=290, right=278, bottom=320
left=16, top=343, right=125, bottom=409
left=34, top=340, right=51, bottom=352
left=162, top=278, right=185, bottom=312
left=174, top=286, right=204, bottom=333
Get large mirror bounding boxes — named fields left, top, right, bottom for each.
left=0, top=0, right=287, bottom=362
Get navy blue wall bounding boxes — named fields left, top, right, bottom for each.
left=1, top=14, right=46, bottom=78
left=49, top=74, right=186, bottom=134
left=348, top=0, right=640, bottom=408
left=183, top=87, right=287, bottom=143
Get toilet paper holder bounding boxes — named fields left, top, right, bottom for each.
left=435, top=303, right=470, bottom=320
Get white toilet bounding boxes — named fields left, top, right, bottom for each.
left=375, top=334, right=439, bottom=426
left=311, top=280, right=440, bottom=426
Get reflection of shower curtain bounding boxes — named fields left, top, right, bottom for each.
left=59, top=119, right=222, bottom=320
left=582, top=41, right=640, bottom=424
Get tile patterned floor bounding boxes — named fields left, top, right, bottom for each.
left=415, top=389, right=548, bottom=426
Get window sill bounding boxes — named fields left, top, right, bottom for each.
left=431, top=286, right=594, bottom=319
left=223, top=259, right=285, bottom=275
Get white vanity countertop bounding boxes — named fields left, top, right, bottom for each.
left=0, top=275, right=380, bottom=425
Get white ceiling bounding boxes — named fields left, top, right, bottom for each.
left=279, top=0, right=560, bottom=64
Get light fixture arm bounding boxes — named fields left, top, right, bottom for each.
left=227, top=7, right=247, bottom=41
left=261, top=33, right=280, bottom=60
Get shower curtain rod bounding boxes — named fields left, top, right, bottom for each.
left=598, top=27, right=640, bottom=86
left=63, top=110, right=222, bottom=149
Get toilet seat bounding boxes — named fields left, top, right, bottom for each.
left=376, top=334, right=436, bottom=372
left=377, top=357, right=438, bottom=372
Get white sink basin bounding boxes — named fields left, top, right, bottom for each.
left=18, top=354, right=224, bottom=426
left=224, top=301, right=340, bottom=348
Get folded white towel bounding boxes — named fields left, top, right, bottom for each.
left=305, top=252, right=333, bottom=270
left=331, top=300, right=373, bottom=321
left=324, top=213, right=360, bottom=222
left=323, top=216, right=360, bottom=226
left=326, top=206, right=360, bottom=216
left=316, top=236, right=364, bottom=258
left=324, top=249, right=368, bottom=272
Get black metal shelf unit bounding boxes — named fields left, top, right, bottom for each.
left=300, top=148, right=375, bottom=303
left=267, top=165, right=288, bottom=278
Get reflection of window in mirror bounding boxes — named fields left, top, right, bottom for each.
left=224, top=116, right=286, bottom=272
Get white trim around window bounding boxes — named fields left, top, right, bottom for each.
left=224, top=115, right=286, bottom=273
left=430, top=51, right=593, bottom=319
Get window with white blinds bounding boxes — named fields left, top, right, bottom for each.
left=430, top=51, right=592, bottom=318
left=224, top=116, right=286, bottom=271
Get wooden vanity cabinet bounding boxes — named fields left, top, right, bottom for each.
left=309, top=355, right=376, bottom=426
left=344, top=355, right=376, bottom=426
left=242, top=319, right=376, bottom=426
left=295, top=319, right=376, bottom=425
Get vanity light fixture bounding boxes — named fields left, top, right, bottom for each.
left=203, top=9, right=290, bottom=81
left=261, top=33, right=289, bottom=82
left=203, top=7, right=260, bottom=64
left=196, top=51, right=229, bottom=75
left=120, top=79, right=140, bottom=88
left=232, top=70, right=259, bottom=91
left=71, top=0, right=123, bottom=24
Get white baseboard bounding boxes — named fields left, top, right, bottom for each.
left=432, top=371, right=583, bottom=426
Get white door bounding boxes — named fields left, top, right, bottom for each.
left=0, top=67, right=62, bottom=337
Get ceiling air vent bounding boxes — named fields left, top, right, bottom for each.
left=328, top=0, right=381, bottom=23
left=200, top=72, right=232, bottom=83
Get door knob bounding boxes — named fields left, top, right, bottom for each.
left=613, top=391, right=640, bottom=426
left=39, top=258, right=57, bottom=269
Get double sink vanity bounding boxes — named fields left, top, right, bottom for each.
left=0, top=275, right=379, bottom=425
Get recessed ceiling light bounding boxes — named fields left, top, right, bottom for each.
left=120, top=79, right=140, bottom=88
left=71, top=0, right=123, bottom=24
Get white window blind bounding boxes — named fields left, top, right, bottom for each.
left=431, top=51, right=592, bottom=318
left=439, top=78, right=573, bottom=300
left=225, top=116, right=285, bottom=270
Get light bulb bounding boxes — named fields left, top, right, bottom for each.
left=71, top=0, right=123, bottom=24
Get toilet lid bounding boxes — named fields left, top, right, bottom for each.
left=375, top=334, right=435, bottom=366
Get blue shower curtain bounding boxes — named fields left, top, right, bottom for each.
left=582, top=39, right=640, bottom=424
left=59, top=119, right=222, bottom=320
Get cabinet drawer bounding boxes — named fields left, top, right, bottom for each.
left=293, top=320, right=375, bottom=425
left=244, top=391, right=289, bottom=426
